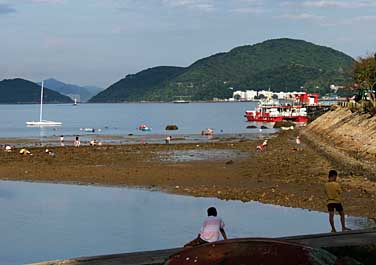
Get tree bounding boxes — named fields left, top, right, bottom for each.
left=234, top=94, right=241, bottom=101
left=353, top=54, right=376, bottom=90
left=255, top=94, right=266, bottom=99
left=352, top=54, right=376, bottom=116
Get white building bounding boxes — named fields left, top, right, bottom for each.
left=232, top=90, right=257, bottom=101
left=231, top=90, right=307, bottom=101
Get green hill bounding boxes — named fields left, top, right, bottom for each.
left=90, top=66, right=185, bottom=102
left=0, top=78, right=74, bottom=104
left=89, top=38, right=355, bottom=102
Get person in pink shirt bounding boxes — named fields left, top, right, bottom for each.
left=296, top=135, right=301, bottom=145
left=185, top=207, right=227, bottom=247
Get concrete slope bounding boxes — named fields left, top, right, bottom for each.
left=302, top=106, right=376, bottom=177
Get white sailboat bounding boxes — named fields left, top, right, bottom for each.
left=26, top=81, right=62, bottom=127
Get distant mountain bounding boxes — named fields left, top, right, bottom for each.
left=0, top=78, right=73, bottom=104
left=82, top=85, right=103, bottom=97
left=42, top=78, right=103, bottom=102
left=89, top=38, right=355, bottom=102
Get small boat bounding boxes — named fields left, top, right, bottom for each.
left=138, top=124, right=151, bottom=132
left=173, top=99, right=190, bottom=104
left=173, top=96, right=190, bottom=104
left=83, top=128, right=95, bottom=132
left=26, top=81, right=62, bottom=127
left=73, top=98, right=77, bottom=106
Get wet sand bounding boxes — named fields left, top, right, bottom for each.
left=0, top=130, right=375, bottom=218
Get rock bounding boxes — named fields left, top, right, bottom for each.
left=330, top=105, right=339, bottom=111
left=166, top=124, right=178, bottom=130
left=274, top=121, right=295, bottom=128
left=247, top=125, right=257, bottom=129
left=226, top=160, right=234, bottom=165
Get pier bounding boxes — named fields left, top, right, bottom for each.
left=28, top=228, right=376, bottom=265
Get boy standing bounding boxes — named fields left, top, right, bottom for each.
left=324, top=170, right=351, bottom=232
left=74, top=136, right=80, bottom=147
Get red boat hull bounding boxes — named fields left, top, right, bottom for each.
left=245, top=113, right=283, bottom=122
left=245, top=111, right=308, bottom=123
left=166, top=238, right=348, bottom=265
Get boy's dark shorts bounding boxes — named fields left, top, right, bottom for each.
left=327, top=203, right=343, bottom=212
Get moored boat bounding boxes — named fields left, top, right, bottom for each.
left=138, top=124, right=152, bottom=132
left=173, top=99, right=190, bottom=104
left=244, top=93, right=318, bottom=123
left=244, top=105, right=308, bottom=123
left=26, top=81, right=62, bottom=127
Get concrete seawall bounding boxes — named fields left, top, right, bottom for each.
left=28, top=229, right=376, bottom=265
left=303, top=106, right=376, bottom=178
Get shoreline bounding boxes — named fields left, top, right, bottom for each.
left=0, top=132, right=274, bottom=148
left=0, top=99, right=344, bottom=105
left=1, top=129, right=375, bottom=219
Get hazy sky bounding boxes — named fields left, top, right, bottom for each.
left=0, top=0, right=375, bottom=88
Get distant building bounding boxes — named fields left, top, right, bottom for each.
left=233, top=90, right=259, bottom=101
left=230, top=90, right=312, bottom=101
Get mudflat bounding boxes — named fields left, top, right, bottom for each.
left=1, top=130, right=375, bottom=218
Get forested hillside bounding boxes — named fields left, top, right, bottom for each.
left=90, top=66, right=185, bottom=102
left=0, top=78, right=73, bottom=104
left=90, top=38, right=355, bottom=102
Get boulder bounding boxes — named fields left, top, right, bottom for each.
left=166, top=124, right=178, bottom=130
left=330, top=105, right=339, bottom=111
left=274, top=121, right=295, bottom=128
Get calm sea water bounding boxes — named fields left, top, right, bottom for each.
left=0, top=102, right=269, bottom=139
left=0, top=181, right=371, bottom=265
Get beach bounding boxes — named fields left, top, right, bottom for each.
left=1, top=129, right=375, bottom=219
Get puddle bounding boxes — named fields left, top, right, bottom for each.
left=158, top=149, right=249, bottom=162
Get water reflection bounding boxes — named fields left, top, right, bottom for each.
left=0, top=181, right=371, bottom=265
left=159, top=149, right=248, bottom=162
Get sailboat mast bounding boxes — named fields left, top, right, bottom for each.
left=39, top=81, right=44, bottom=122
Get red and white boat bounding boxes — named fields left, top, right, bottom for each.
left=244, top=104, right=308, bottom=122
left=244, top=93, right=318, bottom=123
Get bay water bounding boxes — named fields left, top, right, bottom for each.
left=0, top=181, right=371, bottom=265
left=0, top=102, right=266, bottom=139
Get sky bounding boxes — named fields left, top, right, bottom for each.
left=0, top=0, right=375, bottom=88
